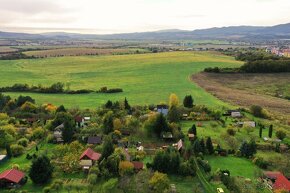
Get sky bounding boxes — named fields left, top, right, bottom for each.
left=0, top=0, right=290, bottom=34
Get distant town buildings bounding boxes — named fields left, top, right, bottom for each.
left=266, top=47, right=290, bottom=57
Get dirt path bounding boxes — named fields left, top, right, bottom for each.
left=191, top=73, right=290, bottom=118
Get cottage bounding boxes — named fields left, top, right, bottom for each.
left=231, top=111, right=242, bottom=118
left=131, top=161, right=144, bottom=171
left=263, top=171, right=290, bottom=191
left=157, top=105, right=169, bottom=116
left=172, top=139, right=183, bottom=151
left=0, top=169, right=26, bottom=188
left=74, top=116, right=84, bottom=128
left=87, top=136, right=102, bottom=145
left=54, top=123, right=64, bottom=143
left=80, top=148, right=102, bottom=162
left=243, top=121, right=256, bottom=128
left=79, top=160, right=93, bottom=170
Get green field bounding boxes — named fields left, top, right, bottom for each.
left=0, top=51, right=242, bottom=108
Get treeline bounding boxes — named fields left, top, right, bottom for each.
left=240, top=59, right=290, bottom=73
left=0, top=83, right=123, bottom=94
left=0, top=52, right=35, bottom=60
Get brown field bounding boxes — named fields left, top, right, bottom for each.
left=0, top=46, right=18, bottom=53
left=191, top=72, right=290, bottom=118
left=23, top=48, right=148, bottom=57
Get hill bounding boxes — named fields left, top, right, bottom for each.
left=1, top=23, right=290, bottom=40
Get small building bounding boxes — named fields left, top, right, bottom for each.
left=79, top=160, right=93, bottom=170
left=231, top=111, right=242, bottom=118
left=54, top=123, right=64, bottom=143
left=80, top=148, right=102, bottom=162
left=173, top=139, right=183, bottom=151
left=74, top=116, right=84, bottom=128
left=131, top=161, right=144, bottom=171
left=243, top=121, right=256, bottom=128
left=157, top=105, right=169, bottom=116
left=273, top=174, right=290, bottom=191
left=87, top=136, right=102, bottom=145
left=162, top=132, right=173, bottom=140
left=137, top=146, right=144, bottom=151
left=0, top=169, right=26, bottom=188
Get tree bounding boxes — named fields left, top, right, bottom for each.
left=269, top=125, right=273, bottom=138
left=124, top=97, right=131, bottom=110
left=188, top=124, right=197, bottom=135
left=276, top=130, right=286, bottom=140
left=62, top=126, right=74, bottom=143
left=149, top=172, right=170, bottom=193
left=239, top=141, right=256, bottom=158
left=152, top=148, right=180, bottom=174
left=193, top=139, right=201, bottom=154
left=183, top=95, right=194, bottom=108
left=169, top=93, right=179, bottom=107
left=105, top=100, right=113, bottom=109
left=167, top=106, right=180, bottom=123
left=10, top=144, right=24, bottom=157
left=154, top=113, right=170, bottom=137
left=119, top=161, right=134, bottom=176
left=6, top=144, right=12, bottom=158
left=244, top=126, right=254, bottom=135
left=250, top=105, right=267, bottom=118
left=56, top=105, right=66, bottom=113
left=199, top=138, right=206, bottom=154
left=206, top=137, right=214, bottom=155
left=259, top=126, right=263, bottom=138
left=16, top=95, right=35, bottom=107
left=103, top=111, right=114, bottom=134
left=113, top=118, right=122, bottom=131
left=102, top=136, right=114, bottom=159
left=29, top=155, right=53, bottom=184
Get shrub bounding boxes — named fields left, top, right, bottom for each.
left=31, top=127, right=45, bottom=140
left=119, top=161, right=134, bottom=176
left=276, top=130, right=287, bottom=140
left=227, top=128, right=236, bottom=136
left=11, top=144, right=25, bottom=157
left=87, top=174, right=98, bottom=185
left=18, top=138, right=29, bottom=147
left=250, top=105, right=268, bottom=118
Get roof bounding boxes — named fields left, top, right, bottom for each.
left=80, top=148, right=101, bottom=161
left=87, top=136, right=102, bottom=144
left=0, top=169, right=25, bottom=183
left=55, top=123, right=64, bottom=130
left=132, top=161, right=144, bottom=170
left=74, top=116, right=83, bottom=123
left=263, top=171, right=283, bottom=180
left=273, top=174, right=290, bottom=191
left=177, top=139, right=183, bottom=151
left=157, top=105, right=168, bottom=109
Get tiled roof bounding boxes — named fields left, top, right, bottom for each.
left=80, top=148, right=101, bottom=161
left=131, top=161, right=144, bottom=170
left=273, top=174, right=290, bottom=191
left=0, top=169, right=25, bottom=183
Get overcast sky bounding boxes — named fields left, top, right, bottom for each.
left=0, top=0, right=290, bottom=34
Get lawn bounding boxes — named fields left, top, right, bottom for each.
left=0, top=51, right=242, bottom=108
left=206, top=156, right=261, bottom=179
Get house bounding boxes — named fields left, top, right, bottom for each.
left=263, top=171, right=290, bottom=191
left=157, top=105, right=169, bottom=116
left=131, top=161, right=144, bottom=171
left=79, top=160, right=93, bottom=170
left=74, top=116, right=84, bottom=128
left=80, top=148, right=102, bottom=162
left=0, top=169, right=26, bottom=188
left=0, top=155, right=7, bottom=164
left=237, top=121, right=256, bottom=128
left=87, top=136, right=102, bottom=145
left=273, top=174, right=290, bottom=191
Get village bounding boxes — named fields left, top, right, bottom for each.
left=0, top=93, right=289, bottom=193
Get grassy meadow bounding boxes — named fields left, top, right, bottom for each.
left=0, top=51, right=242, bottom=108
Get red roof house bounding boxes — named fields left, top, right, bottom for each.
left=273, top=174, right=290, bottom=191
left=0, top=169, right=25, bottom=184
left=80, top=148, right=101, bottom=161
left=131, top=161, right=144, bottom=171
left=263, top=171, right=283, bottom=180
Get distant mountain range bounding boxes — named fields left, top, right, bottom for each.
left=1, top=23, right=290, bottom=41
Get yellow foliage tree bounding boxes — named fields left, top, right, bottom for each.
left=169, top=93, right=179, bottom=107
left=113, top=118, right=122, bottom=131
left=119, top=161, right=134, bottom=176
left=149, top=171, right=170, bottom=193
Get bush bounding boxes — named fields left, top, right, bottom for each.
left=119, top=161, right=134, bottom=176
left=250, top=105, right=268, bottom=118
left=227, top=128, right=236, bottom=136
left=11, top=144, right=25, bottom=157
left=276, top=130, right=287, bottom=140
left=18, top=138, right=29, bottom=147
left=87, top=174, right=98, bottom=185
left=253, top=157, right=269, bottom=169
left=31, top=127, right=45, bottom=140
